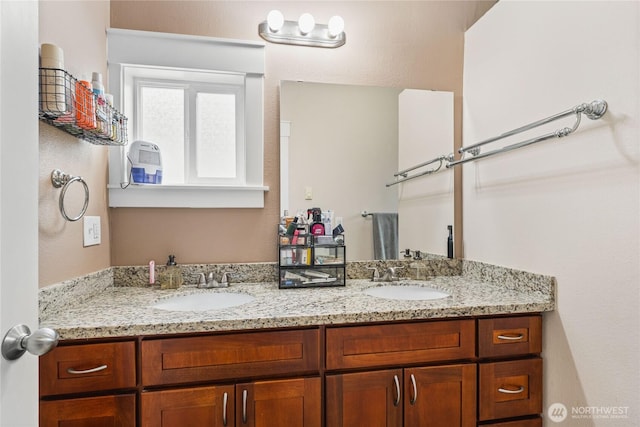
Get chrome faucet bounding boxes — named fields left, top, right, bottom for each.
left=193, top=272, right=231, bottom=288
left=367, top=266, right=404, bottom=282
left=381, top=266, right=404, bottom=281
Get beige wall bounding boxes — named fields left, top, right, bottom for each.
left=108, top=1, right=495, bottom=266
left=38, top=1, right=495, bottom=284
left=39, top=1, right=111, bottom=286
left=464, top=1, right=639, bottom=423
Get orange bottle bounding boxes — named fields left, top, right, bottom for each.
left=75, top=77, right=96, bottom=130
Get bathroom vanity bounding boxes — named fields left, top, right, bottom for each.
left=38, top=260, right=554, bottom=427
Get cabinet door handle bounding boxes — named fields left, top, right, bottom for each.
left=242, top=389, right=248, bottom=424
left=393, top=375, right=401, bottom=407
left=498, top=385, right=525, bottom=394
left=497, top=333, right=524, bottom=341
left=409, top=374, right=417, bottom=405
left=222, top=392, right=228, bottom=426
left=66, top=364, right=108, bottom=375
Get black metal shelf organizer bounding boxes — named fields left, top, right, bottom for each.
left=38, top=68, right=128, bottom=146
left=278, top=225, right=346, bottom=289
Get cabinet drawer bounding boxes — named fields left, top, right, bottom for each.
left=141, top=329, right=320, bottom=386
left=478, top=315, right=541, bottom=358
left=40, top=393, right=136, bottom=427
left=40, top=341, right=136, bottom=396
left=326, top=319, right=475, bottom=370
left=479, top=358, right=543, bottom=421
left=482, top=418, right=541, bottom=427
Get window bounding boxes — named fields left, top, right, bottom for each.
left=106, top=29, right=267, bottom=208
left=128, top=67, right=244, bottom=185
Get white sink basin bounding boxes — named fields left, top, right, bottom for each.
left=153, top=292, right=255, bottom=312
left=363, top=285, right=450, bottom=301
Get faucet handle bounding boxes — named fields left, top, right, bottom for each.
left=388, top=266, right=404, bottom=278
left=220, top=272, right=232, bottom=285
left=366, top=267, right=380, bottom=281
left=192, top=273, right=207, bottom=287
left=206, top=272, right=216, bottom=285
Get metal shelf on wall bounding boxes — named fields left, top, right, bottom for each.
left=38, top=67, right=128, bottom=146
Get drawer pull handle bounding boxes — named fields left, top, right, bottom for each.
left=222, top=392, right=228, bottom=426
left=393, top=375, right=401, bottom=407
left=410, top=374, right=417, bottom=405
left=498, top=385, right=525, bottom=394
left=66, top=364, right=108, bottom=375
left=242, top=389, right=248, bottom=424
left=497, top=334, right=524, bottom=341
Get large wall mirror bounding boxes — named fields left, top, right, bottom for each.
left=280, top=81, right=454, bottom=261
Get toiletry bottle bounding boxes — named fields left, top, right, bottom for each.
left=91, top=72, right=104, bottom=96
left=161, top=254, right=184, bottom=289
left=91, top=72, right=107, bottom=135
left=447, top=225, right=454, bottom=259
left=285, top=216, right=298, bottom=236
left=323, top=210, right=333, bottom=236
left=75, top=75, right=96, bottom=130
left=149, top=260, right=156, bottom=285
left=309, top=208, right=324, bottom=236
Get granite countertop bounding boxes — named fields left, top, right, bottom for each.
left=40, top=269, right=555, bottom=340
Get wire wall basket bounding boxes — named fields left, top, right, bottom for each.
left=39, top=68, right=128, bottom=146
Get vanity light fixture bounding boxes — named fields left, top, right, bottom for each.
left=259, top=10, right=346, bottom=48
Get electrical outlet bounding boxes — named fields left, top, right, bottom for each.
left=83, top=216, right=101, bottom=247
left=304, top=186, right=313, bottom=200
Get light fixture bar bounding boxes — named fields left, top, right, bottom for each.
left=258, top=19, right=346, bottom=48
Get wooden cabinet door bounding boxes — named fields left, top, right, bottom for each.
left=40, top=394, right=135, bottom=427
left=404, top=364, right=476, bottom=427
left=237, top=377, right=321, bottom=427
left=326, top=369, right=403, bottom=427
left=140, top=385, right=234, bottom=427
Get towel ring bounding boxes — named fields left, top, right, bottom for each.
left=51, top=169, right=89, bottom=222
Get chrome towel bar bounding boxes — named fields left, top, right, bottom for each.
left=387, top=99, right=608, bottom=186
left=447, top=99, right=607, bottom=168
left=386, top=154, right=453, bottom=187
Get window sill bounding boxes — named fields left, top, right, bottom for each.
left=108, top=184, right=269, bottom=208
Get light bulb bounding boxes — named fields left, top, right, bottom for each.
left=328, top=16, right=345, bottom=38
left=298, top=13, right=315, bottom=35
left=267, top=10, right=284, bottom=32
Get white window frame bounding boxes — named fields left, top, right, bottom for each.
left=129, top=68, right=246, bottom=186
left=106, top=29, right=267, bottom=208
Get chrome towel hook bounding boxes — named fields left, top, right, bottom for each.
left=51, top=169, right=89, bottom=222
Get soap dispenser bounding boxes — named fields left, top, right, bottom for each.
left=161, top=254, right=184, bottom=289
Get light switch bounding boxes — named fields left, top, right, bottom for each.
left=304, top=186, right=313, bottom=200
left=83, top=216, right=101, bottom=247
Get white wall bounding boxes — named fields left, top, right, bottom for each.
left=398, top=89, right=454, bottom=256
left=463, top=1, right=639, bottom=425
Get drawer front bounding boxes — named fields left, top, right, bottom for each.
left=141, top=328, right=320, bottom=386
left=478, top=316, right=542, bottom=358
left=479, top=358, right=543, bottom=421
left=326, top=319, right=475, bottom=370
left=482, top=418, right=541, bottom=427
left=40, top=393, right=136, bottom=427
left=40, top=341, right=136, bottom=396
